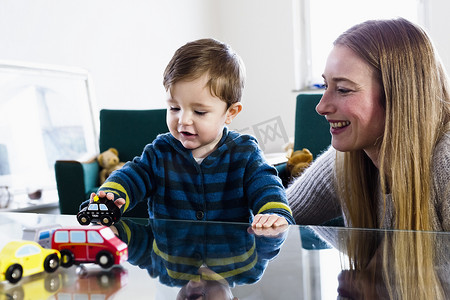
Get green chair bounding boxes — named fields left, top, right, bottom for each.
left=276, top=93, right=331, bottom=186
left=55, top=109, right=168, bottom=217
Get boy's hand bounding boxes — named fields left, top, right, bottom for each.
left=251, top=213, right=288, bottom=228
left=248, top=223, right=288, bottom=237
left=249, top=214, right=289, bottom=237
left=90, top=191, right=125, bottom=209
left=109, top=225, right=119, bottom=236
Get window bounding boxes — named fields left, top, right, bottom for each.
left=70, top=231, right=86, bottom=243
left=0, top=62, right=98, bottom=197
left=88, top=204, right=99, bottom=211
left=293, top=0, right=428, bottom=89
left=16, top=245, right=40, bottom=257
left=54, top=231, right=69, bottom=243
left=39, top=231, right=51, bottom=240
left=87, top=231, right=104, bottom=244
left=99, top=228, right=115, bottom=240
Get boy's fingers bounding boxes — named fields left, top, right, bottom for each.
left=273, top=219, right=288, bottom=228
left=114, top=198, right=125, bottom=208
left=262, top=215, right=278, bottom=228
left=253, top=214, right=289, bottom=228
left=272, top=216, right=288, bottom=227
left=254, top=214, right=263, bottom=221
left=252, top=214, right=265, bottom=227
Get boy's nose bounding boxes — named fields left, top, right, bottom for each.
left=179, top=111, right=193, bottom=125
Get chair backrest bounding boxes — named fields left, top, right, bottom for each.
left=293, top=93, right=331, bottom=158
left=99, top=109, right=169, bottom=162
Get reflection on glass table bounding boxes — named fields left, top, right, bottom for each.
left=114, top=218, right=287, bottom=300
left=0, top=189, right=59, bottom=213
left=0, top=212, right=449, bottom=300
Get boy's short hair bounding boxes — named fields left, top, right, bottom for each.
left=163, top=38, right=246, bottom=107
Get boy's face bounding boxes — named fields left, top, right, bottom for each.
left=166, top=74, right=242, bottom=158
left=177, top=279, right=237, bottom=300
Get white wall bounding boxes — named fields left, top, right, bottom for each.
left=0, top=0, right=449, bottom=153
left=212, top=0, right=296, bottom=153
left=427, top=0, right=450, bottom=71
left=0, top=0, right=217, bottom=110
left=0, top=0, right=296, bottom=153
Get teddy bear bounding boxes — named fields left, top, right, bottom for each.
left=286, top=148, right=313, bottom=179
left=98, top=147, right=125, bottom=185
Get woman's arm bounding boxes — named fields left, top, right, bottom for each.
left=286, top=146, right=342, bottom=225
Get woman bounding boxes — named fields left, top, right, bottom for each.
left=288, top=18, right=450, bottom=299
left=288, top=18, right=450, bottom=231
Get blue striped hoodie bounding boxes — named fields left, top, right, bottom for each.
left=99, top=127, right=294, bottom=224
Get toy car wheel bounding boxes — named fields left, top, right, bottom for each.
left=60, top=249, right=75, bottom=268
left=98, top=273, right=113, bottom=287
left=100, top=216, right=112, bottom=226
left=96, top=251, right=114, bottom=269
left=44, top=253, right=60, bottom=273
left=7, top=286, right=24, bottom=299
left=77, top=213, right=91, bottom=225
left=44, top=273, right=62, bottom=292
left=5, top=264, right=23, bottom=283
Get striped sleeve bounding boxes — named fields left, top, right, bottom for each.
left=244, top=145, right=295, bottom=224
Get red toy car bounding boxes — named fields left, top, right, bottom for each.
left=51, top=226, right=128, bottom=269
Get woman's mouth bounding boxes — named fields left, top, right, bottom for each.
left=330, top=121, right=350, bottom=129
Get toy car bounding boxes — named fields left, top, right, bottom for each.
left=0, top=240, right=60, bottom=284
left=57, top=265, right=128, bottom=299
left=77, top=195, right=121, bottom=226
left=52, top=226, right=128, bottom=269
left=0, top=272, right=62, bottom=299
left=22, top=224, right=62, bottom=248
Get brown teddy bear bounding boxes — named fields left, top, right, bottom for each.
left=286, top=148, right=313, bottom=179
left=98, top=147, right=125, bottom=185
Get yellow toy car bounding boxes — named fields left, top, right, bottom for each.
left=0, top=240, right=60, bottom=284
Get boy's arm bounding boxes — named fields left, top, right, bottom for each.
left=245, top=148, right=295, bottom=225
left=80, top=144, right=159, bottom=214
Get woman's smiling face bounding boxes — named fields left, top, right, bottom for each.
left=317, top=45, right=385, bottom=162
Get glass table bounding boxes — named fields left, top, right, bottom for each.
left=0, top=212, right=448, bottom=299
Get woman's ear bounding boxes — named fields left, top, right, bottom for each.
left=225, top=102, right=243, bottom=124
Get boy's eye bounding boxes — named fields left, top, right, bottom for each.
left=195, top=111, right=207, bottom=115
left=169, top=106, right=180, bottom=111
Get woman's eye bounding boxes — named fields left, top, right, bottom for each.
left=337, top=87, right=352, bottom=94
left=169, top=107, right=180, bottom=111
left=195, top=111, right=207, bottom=115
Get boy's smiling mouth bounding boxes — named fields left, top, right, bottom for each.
left=180, top=131, right=197, bottom=137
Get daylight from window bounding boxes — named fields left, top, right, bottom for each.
left=308, top=0, right=422, bottom=86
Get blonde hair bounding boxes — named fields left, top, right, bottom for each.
left=337, top=230, right=446, bottom=299
left=163, top=38, right=246, bottom=107
left=335, top=18, right=450, bottom=231
left=334, top=18, right=449, bottom=299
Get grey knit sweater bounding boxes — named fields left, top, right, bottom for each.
left=287, top=133, right=450, bottom=230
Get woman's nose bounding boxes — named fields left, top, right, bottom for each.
left=315, top=92, right=333, bottom=116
